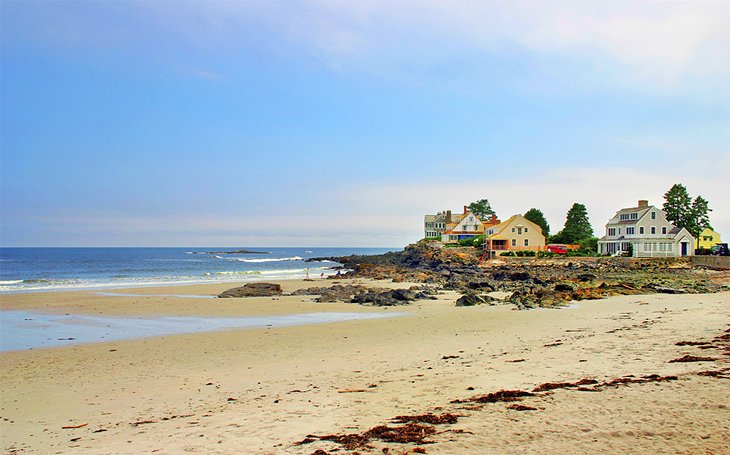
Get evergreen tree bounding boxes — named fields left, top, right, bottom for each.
left=467, top=199, right=496, bottom=220
left=663, top=184, right=692, bottom=228
left=663, top=184, right=712, bottom=247
left=557, top=203, right=593, bottom=244
left=689, top=195, right=712, bottom=242
left=523, top=208, right=550, bottom=237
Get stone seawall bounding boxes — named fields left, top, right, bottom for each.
left=692, top=255, right=730, bottom=270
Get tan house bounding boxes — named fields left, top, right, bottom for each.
left=484, top=214, right=546, bottom=253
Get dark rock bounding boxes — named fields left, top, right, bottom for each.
left=554, top=283, right=574, bottom=292
left=456, top=293, right=485, bottom=307
left=218, top=283, right=282, bottom=298
left=466, top=281, right=495, bottom=291
left=654, top=286, right=687, bottom=294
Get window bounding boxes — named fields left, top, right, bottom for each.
left=640, top=227, right=645, bottom=234
left=511, top=239, right=516, bottom=247
left=644, top=243, right=650, bottom=252
left=651, top=212, right=656, bottom=219
left=620, top=214, right=629, bottom=221
left=518, top=227, right=523, bottom=234
left=512, top=228, right=515, bottom=232
left=525, top=228, right=528, bottom=232
left=631, top=213, right=638, bottom=220
left=662, top=227, right=667, bottom=235
left=626, top=227, right=635, bottom=235
left=618, top=228, right=621, bottom=235
left=524, top=239, right=529, bottom=246
left=651, top=227, right=656, bottom=234
left=608, top=228, right=616, bottom=236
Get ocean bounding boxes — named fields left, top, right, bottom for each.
left=0, top=247, right=396, bottom=293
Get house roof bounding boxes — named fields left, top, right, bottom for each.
left=610, top=206, right=652, bottom=223
left=486, top=215, right=519, bottom=237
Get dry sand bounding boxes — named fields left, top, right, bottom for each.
left=1, top=278, right=728, bottom=454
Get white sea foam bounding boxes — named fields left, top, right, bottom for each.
left=214, top=271, right=262, bottom=275
left=0, top=266, right=339, bottom=293
left=230, top=256, right=303, bottom=263
left=0, top=280, right=24, bottom=285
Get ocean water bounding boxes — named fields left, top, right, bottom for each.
left=0, top=247, right=396, bottom=293
left=0, top=310, right=404, bottom=351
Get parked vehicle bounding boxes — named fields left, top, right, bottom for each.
left=711, top=243, right=729, bottom=256
left=547, top=244, right=568, bottom=254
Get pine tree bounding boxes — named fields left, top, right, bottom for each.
left=558, top=203, right=593, bottom=244
left=523, top=208, right=550, bottom=237
left=467, top=199, right=496, bottom=220
left=689, top=195, right=712, bottom=240
left=663, top=184, right=692, bottom=228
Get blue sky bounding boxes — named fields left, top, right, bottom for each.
left=2, top=1, right=729, bottom=247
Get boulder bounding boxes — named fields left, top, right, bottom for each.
left=654, top=286, right=687, bottom=294
left=218, top=283, right=283, bottom=298
left=456, top=293, right=485, bottom=307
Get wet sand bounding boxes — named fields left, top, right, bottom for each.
left=1, top=279, right=728, bottom=454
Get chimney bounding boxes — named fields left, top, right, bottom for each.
left=491, top=214, right=497, bottom=224
left=638, top=200, right=648, bottom=208
left=446, top=210, right=452, bottom=223
left=463, top=205, right=468, bottom=215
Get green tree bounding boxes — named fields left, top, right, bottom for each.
left=555, top=203, right=593, bottom=244
left=523, top=208, right=550, bottom=237
left=467, top=199, right=496, bottom=220
left=689, top=195, right=712, bottom=247
left=663, top=184, right=693, bottom=228
left=662, top=184, right=712, bottom=248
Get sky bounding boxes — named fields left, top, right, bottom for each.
left=1, top=0, right=729, bottom=247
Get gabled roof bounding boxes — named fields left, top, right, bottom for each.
left=485, top=214, right=543, bottom=238
left=610, top=206, right=652, bottom=224
left=485, top=215, right=517, bottom=237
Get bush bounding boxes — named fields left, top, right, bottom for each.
left=472, top=235, right=486, bottom=248
left=501, top=251, right=515, bottom=256
left=458, top=238, right=474, bottom=247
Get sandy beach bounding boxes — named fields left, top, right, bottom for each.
left=1, top=278, right=728, bottom=454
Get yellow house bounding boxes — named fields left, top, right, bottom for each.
left=698, top=227, right=722, bottom=250
left=484, top=214, right=546, bottom=252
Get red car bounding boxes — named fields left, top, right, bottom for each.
left=546, top=244, right=568, bottom=254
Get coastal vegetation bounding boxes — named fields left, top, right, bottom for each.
left=663, top=183, right=713, bottom=248
left=467, top=198, right=497, bottom=220
left=524, top=208, right=550, bottom=237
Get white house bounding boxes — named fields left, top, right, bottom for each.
left=597, top=200, right=695, bottom=257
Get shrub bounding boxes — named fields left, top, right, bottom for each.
left=459, top=238, right=474, bottom=247
left=472, top=235, right=486, bottom=248
left=501, top=251, right=515, bottom=256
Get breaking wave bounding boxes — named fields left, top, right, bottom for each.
left=229, top=256, right=303, bottom=263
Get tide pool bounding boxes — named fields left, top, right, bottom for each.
left=0, top=310, right=403, bottom=352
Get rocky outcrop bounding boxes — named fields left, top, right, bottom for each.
left=305, top=244, right=727, bottom=310
left=218, top=283, right=283, bottom=298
